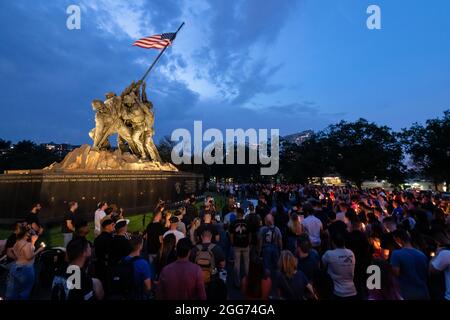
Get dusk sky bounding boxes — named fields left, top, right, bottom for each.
left=1, top=0, right=449, bottom=145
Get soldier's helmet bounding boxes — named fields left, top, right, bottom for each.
left=105, top=92, right=116, bottom=99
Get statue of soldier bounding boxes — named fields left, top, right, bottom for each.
left=120, top=81, right=161, bottom=162
left=89, top=99, right=113, bottom=150
left=120, top=82, right=147, bottom=159
left=90, top=93, right=139, bottom=155
left=140, top=82, right=162, bottom=162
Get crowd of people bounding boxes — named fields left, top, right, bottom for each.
left=1, top=183, right=449, bottom=301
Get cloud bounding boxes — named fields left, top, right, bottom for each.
left=83, top=0, right=298, bottom=104
left=80, top=0, right=182, bottom=39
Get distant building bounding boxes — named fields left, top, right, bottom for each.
left=42, top=142, right=80, bottom=159
left=283, top=130, right=314, bottom=145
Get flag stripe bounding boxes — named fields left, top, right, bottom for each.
left=133, top=42, right=167, bottom=49
left=135, top=38, right=171, bottom=46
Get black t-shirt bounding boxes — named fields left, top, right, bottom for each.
left=256, top=203, right=269, bottom=220
left=314, top=209, right=330, bottom=230
left=94, top=231, right=113, bottom=263
left=221, top=204, right=231, bottom=216
left=245, top=213, right=261, bottom=246
left=275, top=270, right=309, bottom=300
left=328, top=220, right=348, bottom=239
left=155, top=249, right=177, bottom=277
left=229, top=219, right=250, bottom=248
left=146, top=222, right=167, bottom=254
left=61, top=210, right=77, bottom=233
left=195, top=223, right=219, bottom=243
left=109, top=234, right=132, bottom=266
left=274, top=210, right=289, bottom=232
left=66, top=267, right=96, bottom=301
left=297, top=249, right=320, bottom=282
left=184, top=204, right=198, bottom=225
left=345, top=230, right=371, bottom=272
left=26, top=212, right=40, bottom=228
left=380, top=232, right=400, bottom=252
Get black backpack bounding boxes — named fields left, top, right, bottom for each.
left=262, top=226, right=276, bottom=245
left=51, top=274, right=69, bottom=301
left=108, top=256, right=142, bottom=300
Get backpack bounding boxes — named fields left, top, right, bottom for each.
left=195, top=244, right=216, bottom=284
left=262, top=226, right=276, bottom=245
left=108, top=256, right=142, bottom=300
left=39, top=248, right=67, bottom=289
left=51, top=269, right=95, bottom=301
left=51, top=275, right=70, bottom=301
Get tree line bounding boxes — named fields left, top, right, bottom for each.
left=1, top=110, right=449, bottom=189
left=162, top=110, right=449, bottom=189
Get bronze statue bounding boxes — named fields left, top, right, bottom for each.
left=89, top=80, right=162, bottom=162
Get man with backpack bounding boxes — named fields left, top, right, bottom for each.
left=190, top=229, right=227, bottom=299
left=108, top=233, right=153, bottom=300
left=258, top=214, right=282, bottom=277
left=51, top=238, right=104, bottom=301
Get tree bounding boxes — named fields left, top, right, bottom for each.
left=157, top=135, right=176, bottom=163
left=0, top=140, right=60, bottom=171
left=280, top=136, right=332, bottom=183
left=402, top=110, right=450, bottom=189
left=0, top=138, right=11, bottom=149
left=323, top=119, right=405, bottom=189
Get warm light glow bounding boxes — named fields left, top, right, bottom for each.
left=372, top=239, right=381, bottom=250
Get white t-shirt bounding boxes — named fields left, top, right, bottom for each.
left=322, top=248, right=357, bottom=297
left=94, top=209, right=106, bottom=235
left=163, top=229, right=185, bottom=244
left=302, top=215, right=322, bottom=247
left=432, top=250, right=450, bottom=300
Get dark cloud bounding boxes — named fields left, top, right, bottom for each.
left=190, top=0, right=299, bottom=104
left=0, top=0, right=316, bottom=145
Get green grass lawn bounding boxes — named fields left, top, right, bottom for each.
left=0, top=192, right=225, bottom=247
left=0, top=213, right=151, bottom=247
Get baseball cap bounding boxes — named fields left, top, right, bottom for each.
left=115, top=219, right=130, bottom=230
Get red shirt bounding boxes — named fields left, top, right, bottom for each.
left=156, top=259, right=207, bottom=300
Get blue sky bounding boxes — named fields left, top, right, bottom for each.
left=0, top=0, right=449, bottom=145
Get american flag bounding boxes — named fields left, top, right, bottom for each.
left=133, top=32, right=177, bottom=49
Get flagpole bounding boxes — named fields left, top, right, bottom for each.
left=139, top=22, right=185, bottom=82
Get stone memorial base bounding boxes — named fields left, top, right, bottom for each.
left=0, top=170, right=203, bottom=224
left=0, top=145, right=203, bottom=224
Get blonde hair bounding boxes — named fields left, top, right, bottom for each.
left=278, top=250, right=298, bottom=278
left=288, top=214, right=302, bottom=235
left=191, top=217, right=201, bottom=229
